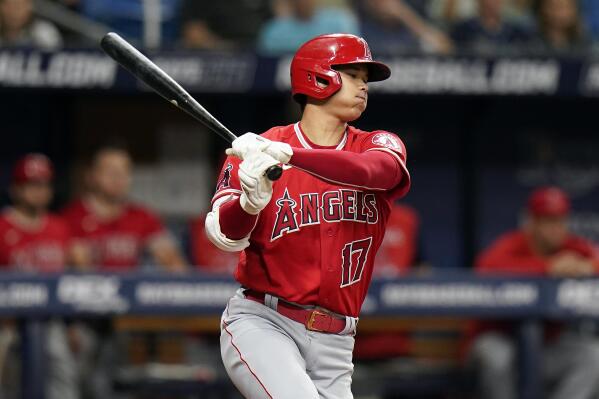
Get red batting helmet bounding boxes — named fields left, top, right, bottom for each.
left=527, top=186, right=570, bottom=217
left=11, top=154, right=54, bottom=184
left=290, top=33, right=391, bottom=102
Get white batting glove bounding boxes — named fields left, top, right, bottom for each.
left=226, top=132, right=293, bottom=164
left=238, top=150, right=279, bottom=215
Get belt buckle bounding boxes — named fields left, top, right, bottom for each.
left=306, top=309, right=328, bottom=332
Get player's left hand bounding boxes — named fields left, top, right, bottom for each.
left=238, top=150, right=279, bottom=215
left=226, top=132, right=293, bottom=164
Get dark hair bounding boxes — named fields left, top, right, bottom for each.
left=294, top=94, right=307, bottom=112
left=89, top=138, right=131, bottom=167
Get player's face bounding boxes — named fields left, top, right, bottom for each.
left=91, top=150, right=132, bottom=202
left=12, top=181, right=52, bottom=212
left=530, top=215, right=568, bottom=252
left=326, top=64, right=369, bottom=122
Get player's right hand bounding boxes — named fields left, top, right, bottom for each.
left=238, top=150, right=279, bottom=215
left=227, top=132, right=293, bottom=164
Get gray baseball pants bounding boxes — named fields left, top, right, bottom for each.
left=220, top=289, right=357, bottom=399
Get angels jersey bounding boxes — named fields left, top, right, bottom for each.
left=62, top=199, right=166, bottom=271
left=0, top=211, right=70, bottom=272
left=212, top=123, right=410, bottom=317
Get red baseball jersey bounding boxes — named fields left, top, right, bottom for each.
left=212, top=123, right=410, bottom=317
left=373, top=204, right=420, bottom=275
left=62, top=199, right=165, bottom=271
left=471, top=230, right=599, bottom=345
left=0, top=211, right=70, bottom=272
left=476, top=230, right=599, bottom=274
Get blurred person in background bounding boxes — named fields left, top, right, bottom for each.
left=0, top=0, right=63, bottom=48
left=355, top=0, right=454, bottom=54
left=370, top=202, right=427, bottom=277
left=470, top=186, right=599, bottom=399
left=189, top=213, right=238, bottom=273
left=79, top=0, right=180, bottom=46
left=62, top=143, right=186, bottom=272
left=427, top=0, right=533, bottom=27
left=257, top=0, right=359, bottom=55
left=353, top=202, right=427, bottom=362
left=0, top=154, right=79, bottom=399
left=450, top=0, right=533, bottom=54
left=179, top=0, right=273, bottom=49
left=61, top=143, right=186, bottom=399
left=530, top=0, right=589, bottom=54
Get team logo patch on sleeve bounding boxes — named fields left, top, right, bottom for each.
left=216, top=163, right=233, bottom=190
left=372, top=133, right=402, bottom=153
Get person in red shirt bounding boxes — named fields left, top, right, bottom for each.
left=471, top=186, right=599, bottom=399
left=0, top=154, right=79, bottom=399
left=372, top=203, right=426, bottom=277
left=62, top=143, right=186, bottom=272
left=205, top=34, right=411, bottom=398
left=61, top=144, right=187, bottom=399
left=189, top=213, right=238, bottom=273
left=0, top=154, right=70, bottom=272
left=353, top=203, right=426, bottom=360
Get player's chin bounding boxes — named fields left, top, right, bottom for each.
left=345, top=105, right=366, bottom=121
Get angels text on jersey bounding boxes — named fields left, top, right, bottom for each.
left=271, top=187, right=379, bottom=241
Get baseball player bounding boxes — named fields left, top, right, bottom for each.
left=61, top=144, right=186, bottom=272
left=205, top=34, right=411, bottom=398
left=61, top=144, right=186, bottom=399
left=0, top=154, right=79, bottom=399
left=471, top=186, right=599, bottom=399
left=0, top=154, right=70, bottom=272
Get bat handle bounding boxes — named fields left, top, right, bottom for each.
left=266, top=165, right=283, bottom=181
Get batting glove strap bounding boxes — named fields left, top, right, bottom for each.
left=238, top=151, right=278, bottom=215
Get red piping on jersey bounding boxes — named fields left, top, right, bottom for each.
left=289, top=147, right=404, bottom=191
left=223, top=320, right=273, bottom=399
left=212, top=188, right=242, bottom=205
left=294, top=122, right=347, bottom=150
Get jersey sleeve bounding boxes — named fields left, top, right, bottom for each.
left=212, top=155, right=242, bottom=205
left=360, top=131, right=411, bottom=200
left=565, top=237, right=599, bottom=273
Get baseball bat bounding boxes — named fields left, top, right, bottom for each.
left=99, top=32, right=282, bottom=181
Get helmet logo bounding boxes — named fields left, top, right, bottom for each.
left=360, top=38, right=372, bottom=59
